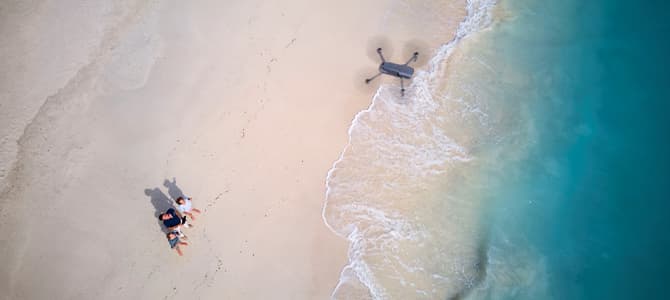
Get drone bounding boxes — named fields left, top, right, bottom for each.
left=365, top=48, right=419, bottom=96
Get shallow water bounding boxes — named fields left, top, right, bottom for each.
left=324, top=0, right=670, bottom=298
left=466, top=0, right=670, bottom=299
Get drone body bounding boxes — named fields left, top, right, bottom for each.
left=380, top=62, right=414, bottom=79
left=365, top=48, right=419, bottom=96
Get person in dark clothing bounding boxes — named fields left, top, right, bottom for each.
left=159, top=208, right=191, bottom=237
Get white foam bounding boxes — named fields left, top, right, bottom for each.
left=323, top=0, right=499, bottom=298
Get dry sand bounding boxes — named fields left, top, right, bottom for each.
left=0, top=0, right=465, bottom=299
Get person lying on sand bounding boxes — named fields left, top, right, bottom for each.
left=159, top=208, right=191, bottom=237
left=176, top=196, right=201, bottom=221
left=167, top=232, right=189, bottom=256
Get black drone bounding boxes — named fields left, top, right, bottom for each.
left=365, top=48, right=419, bottom=96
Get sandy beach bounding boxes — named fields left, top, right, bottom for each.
left=0, top=0, right=465, bottom=299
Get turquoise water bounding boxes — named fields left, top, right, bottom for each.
left=470, top=0, right=670, bottom=298
left=324, top=0, right=669, bottom=298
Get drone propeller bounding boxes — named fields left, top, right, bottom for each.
left=402, top=39, right=430, bottom=67
left=366, top=36, right=394, bottom=63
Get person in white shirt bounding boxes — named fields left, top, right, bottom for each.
left=176, top=196, right=201, bottom=221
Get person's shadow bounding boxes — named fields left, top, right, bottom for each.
left=145, top=187, right=174, bottom=233
left=164, top=177, right=185, bottom=200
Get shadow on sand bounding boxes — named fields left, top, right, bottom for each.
left=145, top=187, right=174, bottom=233
left=164, top=177, right=185, bottom=200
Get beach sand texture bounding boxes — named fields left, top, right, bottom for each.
left=0, top=0, right=465, bottom=299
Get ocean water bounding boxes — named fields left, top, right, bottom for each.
left=323, top=0, right=670, bottom=298
left=466, top=0, right=670, bottom=299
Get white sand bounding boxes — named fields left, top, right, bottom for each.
left=0, top=0, right=465, bottom=298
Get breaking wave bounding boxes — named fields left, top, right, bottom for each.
left=323, top=0, right=498, bottom=298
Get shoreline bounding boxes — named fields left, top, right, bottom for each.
left=323, top=0, right=496, bottom=298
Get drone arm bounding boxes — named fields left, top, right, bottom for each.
left=404, top=52, right=419, bottom=65
left=376, top=48, right=386, bottom=62
left=365, top=72, right=382, bottom=84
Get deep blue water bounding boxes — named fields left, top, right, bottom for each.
left=476, top=0, right=670, bottom=298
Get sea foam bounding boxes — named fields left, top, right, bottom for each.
left=323, top=0, right=498, bottom=298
